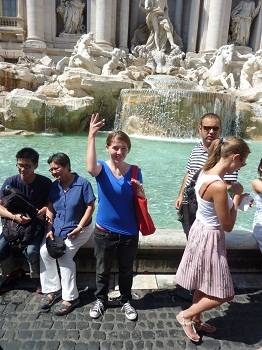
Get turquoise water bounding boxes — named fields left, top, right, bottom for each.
left=0, top=134, right=261, bottom=231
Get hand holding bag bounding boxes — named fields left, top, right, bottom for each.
left=46, top=235, right=66, bottom=259
left=131, top=165, right=156, bottom=236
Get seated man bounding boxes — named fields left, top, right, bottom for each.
left=0, top=148, right=52, bottom=290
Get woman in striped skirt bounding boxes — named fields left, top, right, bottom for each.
left=175, top=137, right=250, bottom=342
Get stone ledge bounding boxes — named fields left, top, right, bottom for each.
left=82, top=228, right=259, bottom=250
left=76, top=228, right=262, bottom=273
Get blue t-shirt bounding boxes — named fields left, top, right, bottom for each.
left=0, top=174, right=52, bottom=209
left=96, top=160, right=142, bottom=236
left=49, top=173, right=96, bottom=237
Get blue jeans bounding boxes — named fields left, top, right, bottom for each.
left=0, top=231, right=43, bottom=275
left=94, top=227, right=139, bottom=304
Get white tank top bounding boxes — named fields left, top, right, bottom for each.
left=195, top=172, right=233, bottom=227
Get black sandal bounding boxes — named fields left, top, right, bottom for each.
left=54, top=298, right=80, bottom=316
left=40, top=290, right=62, bottom=311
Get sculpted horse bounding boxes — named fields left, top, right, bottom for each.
left=200, top=44, right=236, bottom=90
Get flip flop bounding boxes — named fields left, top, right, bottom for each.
left=194, top=320, right=217, bottom=333
left=54, top=298, right=80, bottom=316
left=176, top=311, right=200, bottom=342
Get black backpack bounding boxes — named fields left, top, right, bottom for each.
left=177, top=170, right=201, bottom=237
left=1, top=186, right=44, bottom=248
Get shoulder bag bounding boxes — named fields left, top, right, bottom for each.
left=131, top=165, right=156, bottom=236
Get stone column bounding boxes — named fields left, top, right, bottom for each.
left=118, top=0, right=130, bottom=52
left=174, top=0, right=183, bottom=36
left=187, top=0, right=201, bottom=52
left=205, top=0, right=232, bottom=50
left=17, top=0, right=24, bottom=18
left=95, top=0, right=114, bottom=50
left=24, top=0, right=46, bottom=49
left=90, top=0, right=96, bottom=33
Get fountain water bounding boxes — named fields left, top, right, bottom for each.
left=115, top=76, right=239, bottom=138
left=40, top=102, right=63, bottom=137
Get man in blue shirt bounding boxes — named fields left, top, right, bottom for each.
left=0, top=147, right=52, bottom=290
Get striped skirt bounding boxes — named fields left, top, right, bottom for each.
left=176, top=219, right=234, bottom=299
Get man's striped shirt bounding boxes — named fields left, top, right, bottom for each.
left=185, top=141, right=238, bottom=186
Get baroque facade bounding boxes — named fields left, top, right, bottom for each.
left=0, top=0, right=261, bottom=62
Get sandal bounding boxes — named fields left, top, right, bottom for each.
left=176, top=311, right=200, bottom=342
left=40, top=290, right=62, bottom=311
left=54, top=298, right=80, bottom=316
left=193, top=320, right=217, bottom=333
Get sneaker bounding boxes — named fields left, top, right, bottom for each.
left=121, top=302, right=137, bottom=321
left=89, top=299, right=105, bottom=319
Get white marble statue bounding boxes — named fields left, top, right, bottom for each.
left=101, top=49, right=126, bottom=76
left=68, top=33, right=111, bottom=74
left=200, top=44, right=236, bottom=90
left=57, top=0, right=85, bottom=35
left=139, top=0, right=182, bottom=52
left=145, top=46, right=185, bottom=74
left=240, top=49, right=262, bottom=89
left=229, top=0, right=262, bottom=46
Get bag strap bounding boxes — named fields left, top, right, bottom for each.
left=131, top=165, right=138, bottom=181
left=200, top=180, right=221, bottom=199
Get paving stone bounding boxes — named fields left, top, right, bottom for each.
left=42, top=340, right=60, bottom=350
left=79, top=329, right=92, bottom=339
left=92, top=330, right=106, bottom=341
left=58, top=341, right=76, bottom=350
left=90, top=322, right=101, bottom=330
left=101, top=322, right=114, bottom=331
left=21, top=341, right=38, bottom=350
left=198, top=338, right=221, bottom=350
left=85, top=341, right=100, bottom=350
left=100, top=341, right=112, bottom=350
left=0, top=283, right=262, bottom=349
left=18, top=330, right=33, bottom=339
left=124, top=340, right=134, bottom=350
left=133, top=340, right=145, bottom=350
left=2, top=340, right=22, bottom=350
left=74, top=344, right=89, bottom=350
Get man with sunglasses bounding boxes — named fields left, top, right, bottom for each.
left=0, top=148, right=52, bottom=290
left=175, top=113, right=238, bottom=230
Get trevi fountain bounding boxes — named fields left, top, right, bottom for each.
left=0, top=0, right=261, bottom=230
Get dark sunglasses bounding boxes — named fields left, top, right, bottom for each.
left=202, top=125, right=220, bottom=132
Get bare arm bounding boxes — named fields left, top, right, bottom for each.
left=45, top=202, right=54, bottom=239
left=175, top=173, right=189, bottom=209
left=86, top=113, right=104, bottom=177
left=67, top=201, right=95, bottom=239
left=0, top=202, right=31, bottom=224
left=252, top=179, right=262, bottom=194
left=212, top=182, right=242, bottom=232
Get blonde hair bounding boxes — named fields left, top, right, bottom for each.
left=203, top=136, right=250, bottom=171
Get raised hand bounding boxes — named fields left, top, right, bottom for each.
left=88, top=113, right=105, bottom=138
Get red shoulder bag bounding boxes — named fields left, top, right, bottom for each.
left=131, top=165, right=156, bottom=236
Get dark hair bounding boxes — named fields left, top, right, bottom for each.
left=203, top=136, right=250, bottom=171
left=199, top=113, right=222, bottom=129
left=16, top=148, right=39, bottom=165
left=258, top=158, right=262, bottom=177
left=106, top=130, right=131, bottom=151
left=47, top=153, right=71, bottom=171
